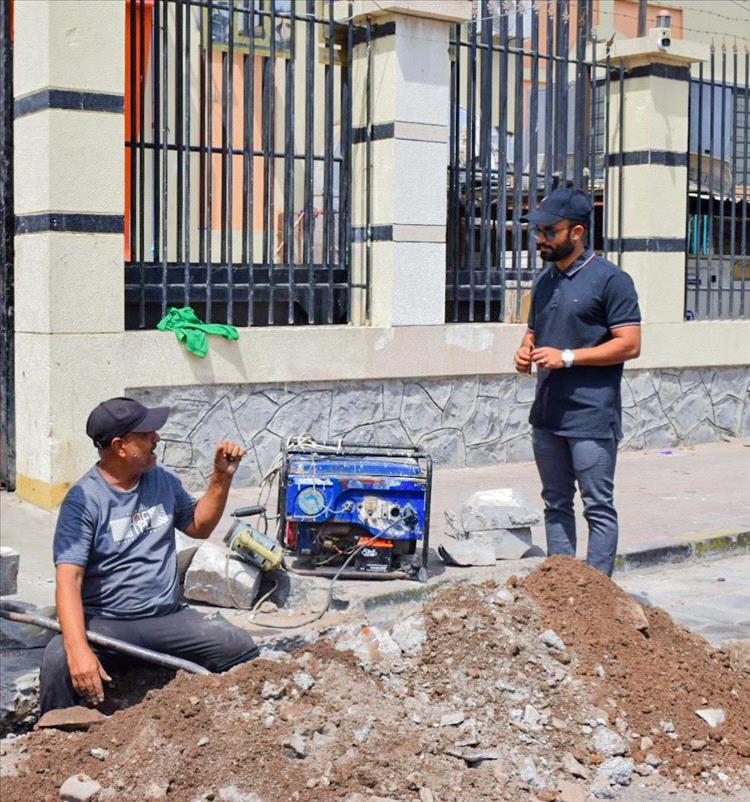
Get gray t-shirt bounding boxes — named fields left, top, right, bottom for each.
left=54, top=464, right=197, bottom=619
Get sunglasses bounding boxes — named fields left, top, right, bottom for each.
left=530, top=223, right=574, bottom=239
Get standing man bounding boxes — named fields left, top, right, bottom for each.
left=515, top=188, right=641, bottom=576
left=40, top=397, right=258, bottom=713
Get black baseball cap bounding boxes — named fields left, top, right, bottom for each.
left=523, top=187, right=593, bottom=227
left=86, top=397, right=170, bottom=448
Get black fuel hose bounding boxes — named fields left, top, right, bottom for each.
left=0, top=605, right=211, bottom=676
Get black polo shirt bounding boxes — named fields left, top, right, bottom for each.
left=527, top=249, right=641, bottom=439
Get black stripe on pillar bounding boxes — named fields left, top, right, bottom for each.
left=14, top=89, right=124, bottom=119
left=352, top=122, right=395, bottom=144
left=15, top=213, right=124, bottom=234
left=604, top=237, right=684, bottom=252
left=606, top=150, right=688, bottom=168
left=610, top=63, right=690, bottom=82
left=353, top=20, right=396, bottom=46
left=352, top=225, right=393, bottom=242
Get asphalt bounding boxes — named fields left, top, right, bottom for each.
left=2, top=438, right=748, bottom=610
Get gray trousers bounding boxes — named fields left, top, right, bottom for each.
left=40, top=606, right=258, bottom=713
left=532, top=427, right=619, bottom=576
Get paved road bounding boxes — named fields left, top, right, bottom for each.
left=615, top=553, right=750, bottom=646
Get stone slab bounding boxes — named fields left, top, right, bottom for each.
left=0, top=547, right=20, bottom=596
left=183, top=541, right=261, bottom=609
left=460, top=489, right=542, bottom=532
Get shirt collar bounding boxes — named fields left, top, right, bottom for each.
left=562, top=249, right=595, bottom=278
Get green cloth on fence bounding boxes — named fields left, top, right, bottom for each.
left=156, top=306, right=239, bottom=358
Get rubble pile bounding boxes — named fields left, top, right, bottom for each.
left=1, top=557, right=749, bottom=802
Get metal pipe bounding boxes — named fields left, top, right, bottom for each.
left=0, top=607, right=210, bottom=676
left=637, top=0, right=648, bottom=38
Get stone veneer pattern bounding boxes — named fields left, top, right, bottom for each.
left=130, top=366, right=750, bottom=490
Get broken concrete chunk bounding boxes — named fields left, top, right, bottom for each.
left=183, top=541, right=261, bottom=608
left=558, top=781, right=587, bottom=802
left=540, top=629, right=566, bottom=651
left=391, top=615, right=426, bottom=656
left=58, top=773, right=102, bottom=802
left=562, top=751, right=589, bottom=779
left=454, top=718, right=479, bottom=747
left=284, top=732, right=308, bottom=758
left=217, top=788, right=264, bottom=802
left=615, top=596, right=650, bottom=632
left=695, top=708, right=725, bottom=728
left=0, top=546, right=20, bottom=596
left=460, top=489, right=542, bottom=531
left=175, top=531, right=200, bottom=581
left=293, top=672, right=315, bottom=691
left=597, top=756, right=634, bottom=786
left=36, top=705, right=106, bottom=731
left=518, top=755, right=541, bottom=786
left=439, top=711, right=465, bottom=727
left=462, top=748, right=499, bottom=765
left=335, top=625, right=402, bottom=665
left=489, top=528, right=534, bottom=560
left=592, top=726, right=627, bottom=757
left=438, top=534, right=496, bottom=567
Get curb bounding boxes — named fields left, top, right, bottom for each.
left=613, top=528, right=750, bottom=574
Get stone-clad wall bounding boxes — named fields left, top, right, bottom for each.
left=130, top=366, right=750, bottom=489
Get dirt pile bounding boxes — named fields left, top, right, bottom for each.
left=1, top=557, right=748, bottom=802
left=522, top=556, right=750, bottom=784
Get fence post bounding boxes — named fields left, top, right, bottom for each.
left=13, top=0, right=124, bottom=507
left=344, top=1, right=471, bottom=326
left=603, top=33, right=707, bottom=323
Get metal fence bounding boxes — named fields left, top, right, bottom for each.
left=125, top=0, right=367, bottom=329
left=446, top=0, right=622, bottom=323
left=685, top=46, right=749, bottom=320
left=0, top=0, right=14, bottom=490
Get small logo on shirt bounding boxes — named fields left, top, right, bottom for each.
left=110, top=504, right=170, bottom=545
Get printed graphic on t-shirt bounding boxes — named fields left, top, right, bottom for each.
left=110, top=504, right=171, bottom=545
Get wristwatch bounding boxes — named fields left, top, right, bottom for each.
left=561, top=349, right=576, bottom=368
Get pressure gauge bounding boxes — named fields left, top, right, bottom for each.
left=297, top=487, right=326, bottom=516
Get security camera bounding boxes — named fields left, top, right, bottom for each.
left=651, top=11, right=672, bottom=50
left=657, top=32, right=671, bottom=49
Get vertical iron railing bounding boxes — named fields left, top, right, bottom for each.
left=124, top=0, right=367, bottom=329
left=686, top=45, right=749, bottom=320
left=0, top=0, right=14, bottom=490
left=446, top=0, right=619, bottom=323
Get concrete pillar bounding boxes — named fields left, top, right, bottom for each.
left=13, top=1, right=124, bottom=508
left=345, top=1, right=471, bottom=326
left=603, top=34, right=708, bottom=324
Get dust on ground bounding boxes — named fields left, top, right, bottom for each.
left=1, top=556, right=748, bottom=802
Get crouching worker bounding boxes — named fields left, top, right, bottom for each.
left=40, top=397, right=258, bottom=713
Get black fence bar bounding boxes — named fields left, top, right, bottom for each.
left=446, top=0, right=616, bottom=324
left=124, top=0, right=366, bottom=329
left=0, top=0, right=15, bottom=490
left=685, top=47, right=749, bottom=321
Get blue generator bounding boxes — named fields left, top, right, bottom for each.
left=278, top=443, right=432, bottom=581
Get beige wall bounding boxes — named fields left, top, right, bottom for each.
left=13, top=317, right=750, bottom=507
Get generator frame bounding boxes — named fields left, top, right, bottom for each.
left=276, top=442, right=433, bottom=582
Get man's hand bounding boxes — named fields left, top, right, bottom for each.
left=514, top=344, right=533, bottom=374
left=531, top=347, right=564, bottom=370
left=67, top=644, right=111, bottom=706
left=213, top=440, right=246, bottom=477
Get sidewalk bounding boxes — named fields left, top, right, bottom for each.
left=1, top=438, right=749, bottom=608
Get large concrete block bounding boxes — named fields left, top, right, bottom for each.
left=183, top=542, right=261, bottom=609
left=0, top=547, right=20, bottom=596
left=175, top=531, right=200, bottom=581
left=460, top=489, right=542, bottom=532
